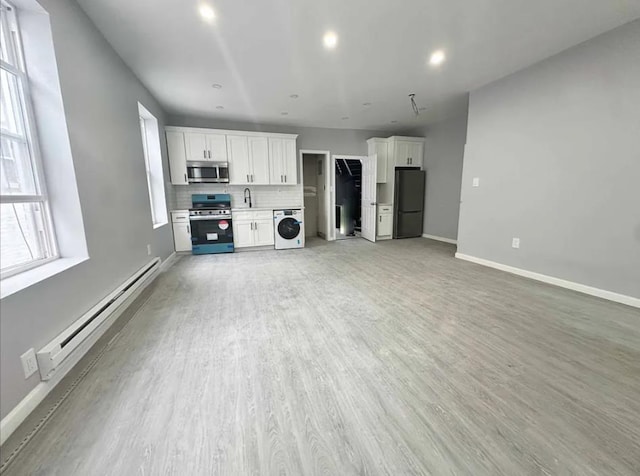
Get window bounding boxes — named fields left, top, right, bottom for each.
left=1, top=1, right=58, bottom=278
left=138, top=102, right=167, bottom=228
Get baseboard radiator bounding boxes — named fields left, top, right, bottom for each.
left=36, top=258, right=160, bottom=381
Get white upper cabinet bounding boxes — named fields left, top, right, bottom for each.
left=247, top=136, right=270, bottom=184
left=269, top=137, right=297, bottom=185
left=408, top=141, right=424, bottom=168
left=227, top=135, right=270, bottom=185
left=165, top=127, right=297, bottom=186
left=185, top=132, right=207, bottom=161
left=367, top=138, right=389, bottom=183
left=166, top=131, right=188, bottom=185
left=207, top=133, right=228, bottom=161
left=227, top=135, right=251, bottom=184
left=282, top=139, right=297, bottom=184
left=389, top=137, right=424, bottom=167
left=185, top=131, right=228, bottom=161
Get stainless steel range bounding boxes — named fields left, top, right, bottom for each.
left=189, top=194, right=234, bottom=254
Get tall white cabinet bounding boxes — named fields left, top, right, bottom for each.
left=367, top=138, right=389, bottom=183
left=165, top=127, right=298, bottom=186
left=269, top=137, right=297, bottom=185
left=166, top=131, right=189, bottom=185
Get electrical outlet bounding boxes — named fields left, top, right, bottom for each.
left=512, top=237, right=520, bottom=249
left=146, top=244, right=152, bottom=256
left=472, top=177, right=480, bottom=187
left=21, top=348, right=38, bottom=379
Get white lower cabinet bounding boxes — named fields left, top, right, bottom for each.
left=254, top=219, right=275, bottom=246
left=233, top=221, right=255, bottom=248
left=377, top=205, right=393, bottom=239
left=171, top=211, right=192, bottom=251
left=233, top=210, right=275, bottom=248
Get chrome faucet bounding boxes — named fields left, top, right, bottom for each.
left=243, top=188, right=252, bottom=208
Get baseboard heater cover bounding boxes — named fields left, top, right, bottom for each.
left=36, top=258, right=160, bottom=380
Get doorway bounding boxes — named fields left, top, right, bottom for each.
left=334, top=158, right=362, bottom=239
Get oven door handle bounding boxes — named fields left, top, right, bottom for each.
left=189, top=215, right=232, bottom=221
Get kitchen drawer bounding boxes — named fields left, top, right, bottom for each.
left=378, top=205, right=392, bottom=214
left=254, top=210, right=274, bottom=220
left=171, top=210, right=190, bottom=223
left=233, top=210, right=274, bottom=221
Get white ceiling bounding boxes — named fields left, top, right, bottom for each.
left=76, top=0, right=640, bottom=131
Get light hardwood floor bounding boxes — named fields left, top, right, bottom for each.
left=4, top=238, right=640, bottom=475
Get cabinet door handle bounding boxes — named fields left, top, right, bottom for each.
left=203, top=150, right=206, bottom=158
left=251, top=174, right=254, bottom=182
left=247, top=174, right=250, bottom=182
left=379, top=216, right=382, bottom=223
left=284, top=174, right=287, bottom=182
left=187, top=225, right=190, bottom=234
left=280, top=174, right=283, bottom=182
left=184, top=173, right=187, bottom=183
left=208, top=150, right=211, bottom=159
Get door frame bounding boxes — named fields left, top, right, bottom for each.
left=299, top=149, right=331, bottom=241
left=332, top=155, right=368, bottom=241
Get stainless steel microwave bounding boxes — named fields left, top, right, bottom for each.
left=186, top=161, right=229, bottom=183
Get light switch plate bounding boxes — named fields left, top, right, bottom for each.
left=472, top=177, right=480, bottom=187
left=512, top=237, right=520, bottom=249
left=21, top=348, right=38, bottom=379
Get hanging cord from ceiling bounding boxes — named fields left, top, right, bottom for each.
left=409, top=93, right=419, bottom=116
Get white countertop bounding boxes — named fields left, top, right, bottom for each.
left=232, top=206, right=304, bottom=212
left=171, top=207, right=304, bottom=213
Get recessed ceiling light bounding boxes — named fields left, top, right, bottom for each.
left=323, top=31, right=338, bottom=49
left=212, top=83, right=222, bottom=89
left=216, top=105, right=224, bottom=110
left=390, top=120, right=398, bottom=123
left=429, top=49, right=446, bottom=66
left=199, top=4, right=216, bottom=22
left=363, top=102, right=372, bottom=106
left=289, top=94, right=299, bottom=99
left=281, top=112, right=289, bottom=115
left=341, top=116, right=349, bottom=120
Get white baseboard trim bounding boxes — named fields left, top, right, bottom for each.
left=0, top=266, right=159, bottom=446
left=422, top=234, right=457, bottom=245
left=159, top=252, right=178, bottom=272
left=455, top=253, right=640, bottom=308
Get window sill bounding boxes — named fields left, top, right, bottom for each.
left=0, top=256, right=88, bottom=300
left=153, top=221, right=168, bottom=230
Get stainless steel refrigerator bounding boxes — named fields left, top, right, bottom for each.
left=393, top=169, right=426, bottom=238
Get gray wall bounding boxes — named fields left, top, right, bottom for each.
left=407, top=103, right=469, bottom=241
left=0, top=0, right=174, bottom=419
left=458, top=20, right=640, bottom=298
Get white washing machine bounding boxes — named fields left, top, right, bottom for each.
left=274, top=209, right=304, bottom=249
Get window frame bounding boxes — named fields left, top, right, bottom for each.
left=1, top=0, right=59, bottom=279
left=137, top=102, right=167, bottom=229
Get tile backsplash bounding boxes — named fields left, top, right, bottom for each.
left=173, top=184, right=303, bottom=210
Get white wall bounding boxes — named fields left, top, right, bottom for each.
left=0, top=0, right=174, bottom=419
left=458, top=20, right=640, bottom=299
